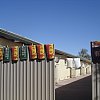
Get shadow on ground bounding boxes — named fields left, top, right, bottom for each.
left=55, top=75, right=92, bottom=100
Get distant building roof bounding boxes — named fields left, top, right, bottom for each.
left=0, top=28, right=91, bottom=63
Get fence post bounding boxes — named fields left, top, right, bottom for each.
left=92, top=63, right=97, bottom=100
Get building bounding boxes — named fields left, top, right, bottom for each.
left=0, top=28, right=91, bottom=84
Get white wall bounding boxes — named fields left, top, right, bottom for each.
left=55, top=59, right=71, bottom=83
left=76, top=69, right=81, bottom=77
left=55, top=57, right=91, bottom=84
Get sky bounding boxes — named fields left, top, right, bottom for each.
left=0, top=0, right=100, bottom=55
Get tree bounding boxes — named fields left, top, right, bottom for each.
left=78, top=48, right=91, bottom=60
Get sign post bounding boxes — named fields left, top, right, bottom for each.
left=91, top=41, right=100, bottom=100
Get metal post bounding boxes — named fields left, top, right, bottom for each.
left=92, top=63, right=97, bottom=100
left=97, top=63, right=100, bottom=100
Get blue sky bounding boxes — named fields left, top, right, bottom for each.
left=0, top=0, right=100, bottom=55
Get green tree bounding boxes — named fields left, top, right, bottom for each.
left=78, top=49, right=91, bottom=60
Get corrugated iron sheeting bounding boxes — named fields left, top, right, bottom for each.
left=0, top=55, right=54, bottom=100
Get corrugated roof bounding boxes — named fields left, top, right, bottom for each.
left=0, top=28, right=41, bottom=45
left=55, top=49, right=77, bottom=58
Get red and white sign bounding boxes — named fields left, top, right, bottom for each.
left=45, top=44, right=55, bottom=59
left=29, top=45, right=37, bottom=59
left=37, top=45, right=45, bottom=59
left=11, top=46, right=18, bottom=61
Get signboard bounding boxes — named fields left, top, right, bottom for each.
left=28, top=45, right=37, bottom=60
left=3, top=47, right=10, bottom=62
left=45, top=44, right=55, bottom=59
left=37, top=45, right=45, bottom=60
left=0, top=47, right=3, bottom=61
left=11, top=46, right=18, bottom=61
left=19, top=46, right=28, bottom=61
left=91, top=41, right=100, bottom=64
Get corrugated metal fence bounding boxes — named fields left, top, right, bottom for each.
left=91, top=41, right=100, bottom=100
left=92, top=63, right=100, bottom=100
left=0, top=44, right=55, bottom=100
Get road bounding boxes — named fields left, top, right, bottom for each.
left=55, top=75, right=92, bottom=100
